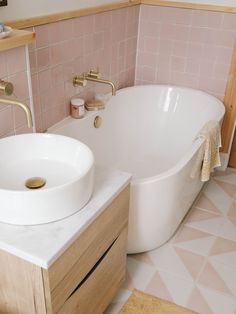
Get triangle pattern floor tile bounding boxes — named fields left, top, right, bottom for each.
left=210, top=237, right=236, bottom=256
left=173, top=247, right=205, bottom=280
left=184, top=207, right=220, bottom=224
left=145, top=271, right=173, bottom=302
left=185, top=216, right=224, bottom=236
left=197, top=261, right=233, bottom=295
left=194, top=194, right=221, bottom=214
left=228, top=201, right=236, bottom=219
left=186, top=287, right=213, bottom=314
left=157, top=270, right=195, bottom=307
left=210, top=251, right=236, bottom=269
left=218, top=218, right=236, bottom=241
left=174, top=225, right=213, bottom=243
left=127, top=256, right=156, bottom=291
left=197, top=285, right=236, bottom=314
left=174, top=235, right=216, bottom=257
left=214, top=179, right=236, bottom=198
left=148, top=244, right=193, bottom=281
left=210, top=260, right=236, bottom=296
left=204, top=180, right=232, bottom=216
left=213, top=173, right=236, bottom=185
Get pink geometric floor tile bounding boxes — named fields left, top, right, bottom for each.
left=210, top=260, right=236, bottom=296
left=197, top=285, right=236, bottom=314
left=184, top=210, right=224, bottom=236
left=127, top=256, right=156, bottom=291
left=197, top=261, right=233, bottom=296
left=173, top=247, right=205, bottom=280
left=213, top=172, right=236, bottom=185
left=145, top=271, right=173, bottom=302
left=156, top=270, right=195, bottom=308
left=148, top=243, right=202, bottom=282
left=173, top=225, right=216, bottom=256
left=204, top=180, right=232, bottom=216
left=218, top=218, right=236, bottom=241
left=194, top=194, right=221, bottom=214
left=214, top=179, right=236, bottom=198
left=210, top=237, right=236, bottom=256
left=186, top=287, right=213, bottom=314
left=228, top=201, right=236, bottom=219
left=185, top=207, right=220, bottom=223
left=108, top=169, right=236, bottom=314
left=174, top=225, right=213, bottom=243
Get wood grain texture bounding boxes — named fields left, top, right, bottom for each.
left=43, top=185, right=130, bottom=313
left=221, top=41, right=236, bottom=154
left=0, top=29, right=35, bottom=52
left=141, top=0, right=236, bottom=13
left=58, top=227, right=128, bottom=314
left=0, top=250, right=46, bottom=314
left=6, top=1, right=140, bottom=29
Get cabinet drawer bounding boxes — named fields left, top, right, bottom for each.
left=59, top=227, right=127, bottom=314
left=43, top=186, right=130, bottom=313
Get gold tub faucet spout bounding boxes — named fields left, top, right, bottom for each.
left=73, top=69, right=116, bottom=96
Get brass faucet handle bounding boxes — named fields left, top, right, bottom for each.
left=0, top=80, right=14, bottom=96
left=88, top=69, right=100, bottom=79
left=73, top=75, right=87, bottom=87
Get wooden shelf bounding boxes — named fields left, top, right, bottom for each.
left=0, top=29, right=35, bottom=52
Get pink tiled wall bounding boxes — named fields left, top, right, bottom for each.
left=1, top=4, right=236, bottom=138
left=29, top=6, right=139, bottom=132
left=0, top=46, right=33, bottom=137
left=136, top=5, right=236, bottom=100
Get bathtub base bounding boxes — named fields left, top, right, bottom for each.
left=127, top=163, right=204, bottom=254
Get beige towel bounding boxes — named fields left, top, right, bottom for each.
left=191, top=120, right=221, bottom=182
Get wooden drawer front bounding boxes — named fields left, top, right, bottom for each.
left=58, top=227, right=127, bottom=314
left=43, top=186, right=130, bottom=313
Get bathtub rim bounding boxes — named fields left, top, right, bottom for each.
left=49, top=84, right=225, bottom=186
left=114, top=84, right=225, bottom=185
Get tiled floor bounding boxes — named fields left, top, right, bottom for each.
left=106, top=168, right=236, bottom=314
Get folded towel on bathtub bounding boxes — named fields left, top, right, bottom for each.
left=191, top=120, right=221, bottom=182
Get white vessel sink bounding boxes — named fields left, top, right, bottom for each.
left=0, top=133, right=94, bottom=225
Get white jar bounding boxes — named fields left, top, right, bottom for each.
left=70, top=98, right=85, bottom=119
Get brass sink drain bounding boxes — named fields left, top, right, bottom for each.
left=25, top=177, right=46, bottom=189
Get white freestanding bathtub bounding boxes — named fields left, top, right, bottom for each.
left=49, top=85, right=225, bottom=253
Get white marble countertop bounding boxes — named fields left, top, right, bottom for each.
left=0, top=167, right=131, bottom=269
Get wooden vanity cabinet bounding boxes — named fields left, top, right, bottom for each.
left=0, top=185, right=130, bottom=314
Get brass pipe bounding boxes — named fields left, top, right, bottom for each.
left=85, top=76, right=116, bottom=96
left=0, top=98, right=33, bottom=128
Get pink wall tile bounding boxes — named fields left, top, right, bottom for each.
left=1, top=4, right=235, bottom=136
left=6, top=46, right=27, bottom=75
left=0, top=51, right=7, bottom=77
left=0, top=106, right=14, bottom=136
left=136, top=4, right=236, bottom=100
left=28, top=6, right=139, bottom=131
left=35, top=24, right=50, bottom=48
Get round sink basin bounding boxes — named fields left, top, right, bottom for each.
left=0, top=133, right=94, bottom=225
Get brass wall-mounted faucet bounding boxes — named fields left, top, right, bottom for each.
left=73, top=69, right=116, bottom=96
left=0, top=80, right=33, bottom=128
